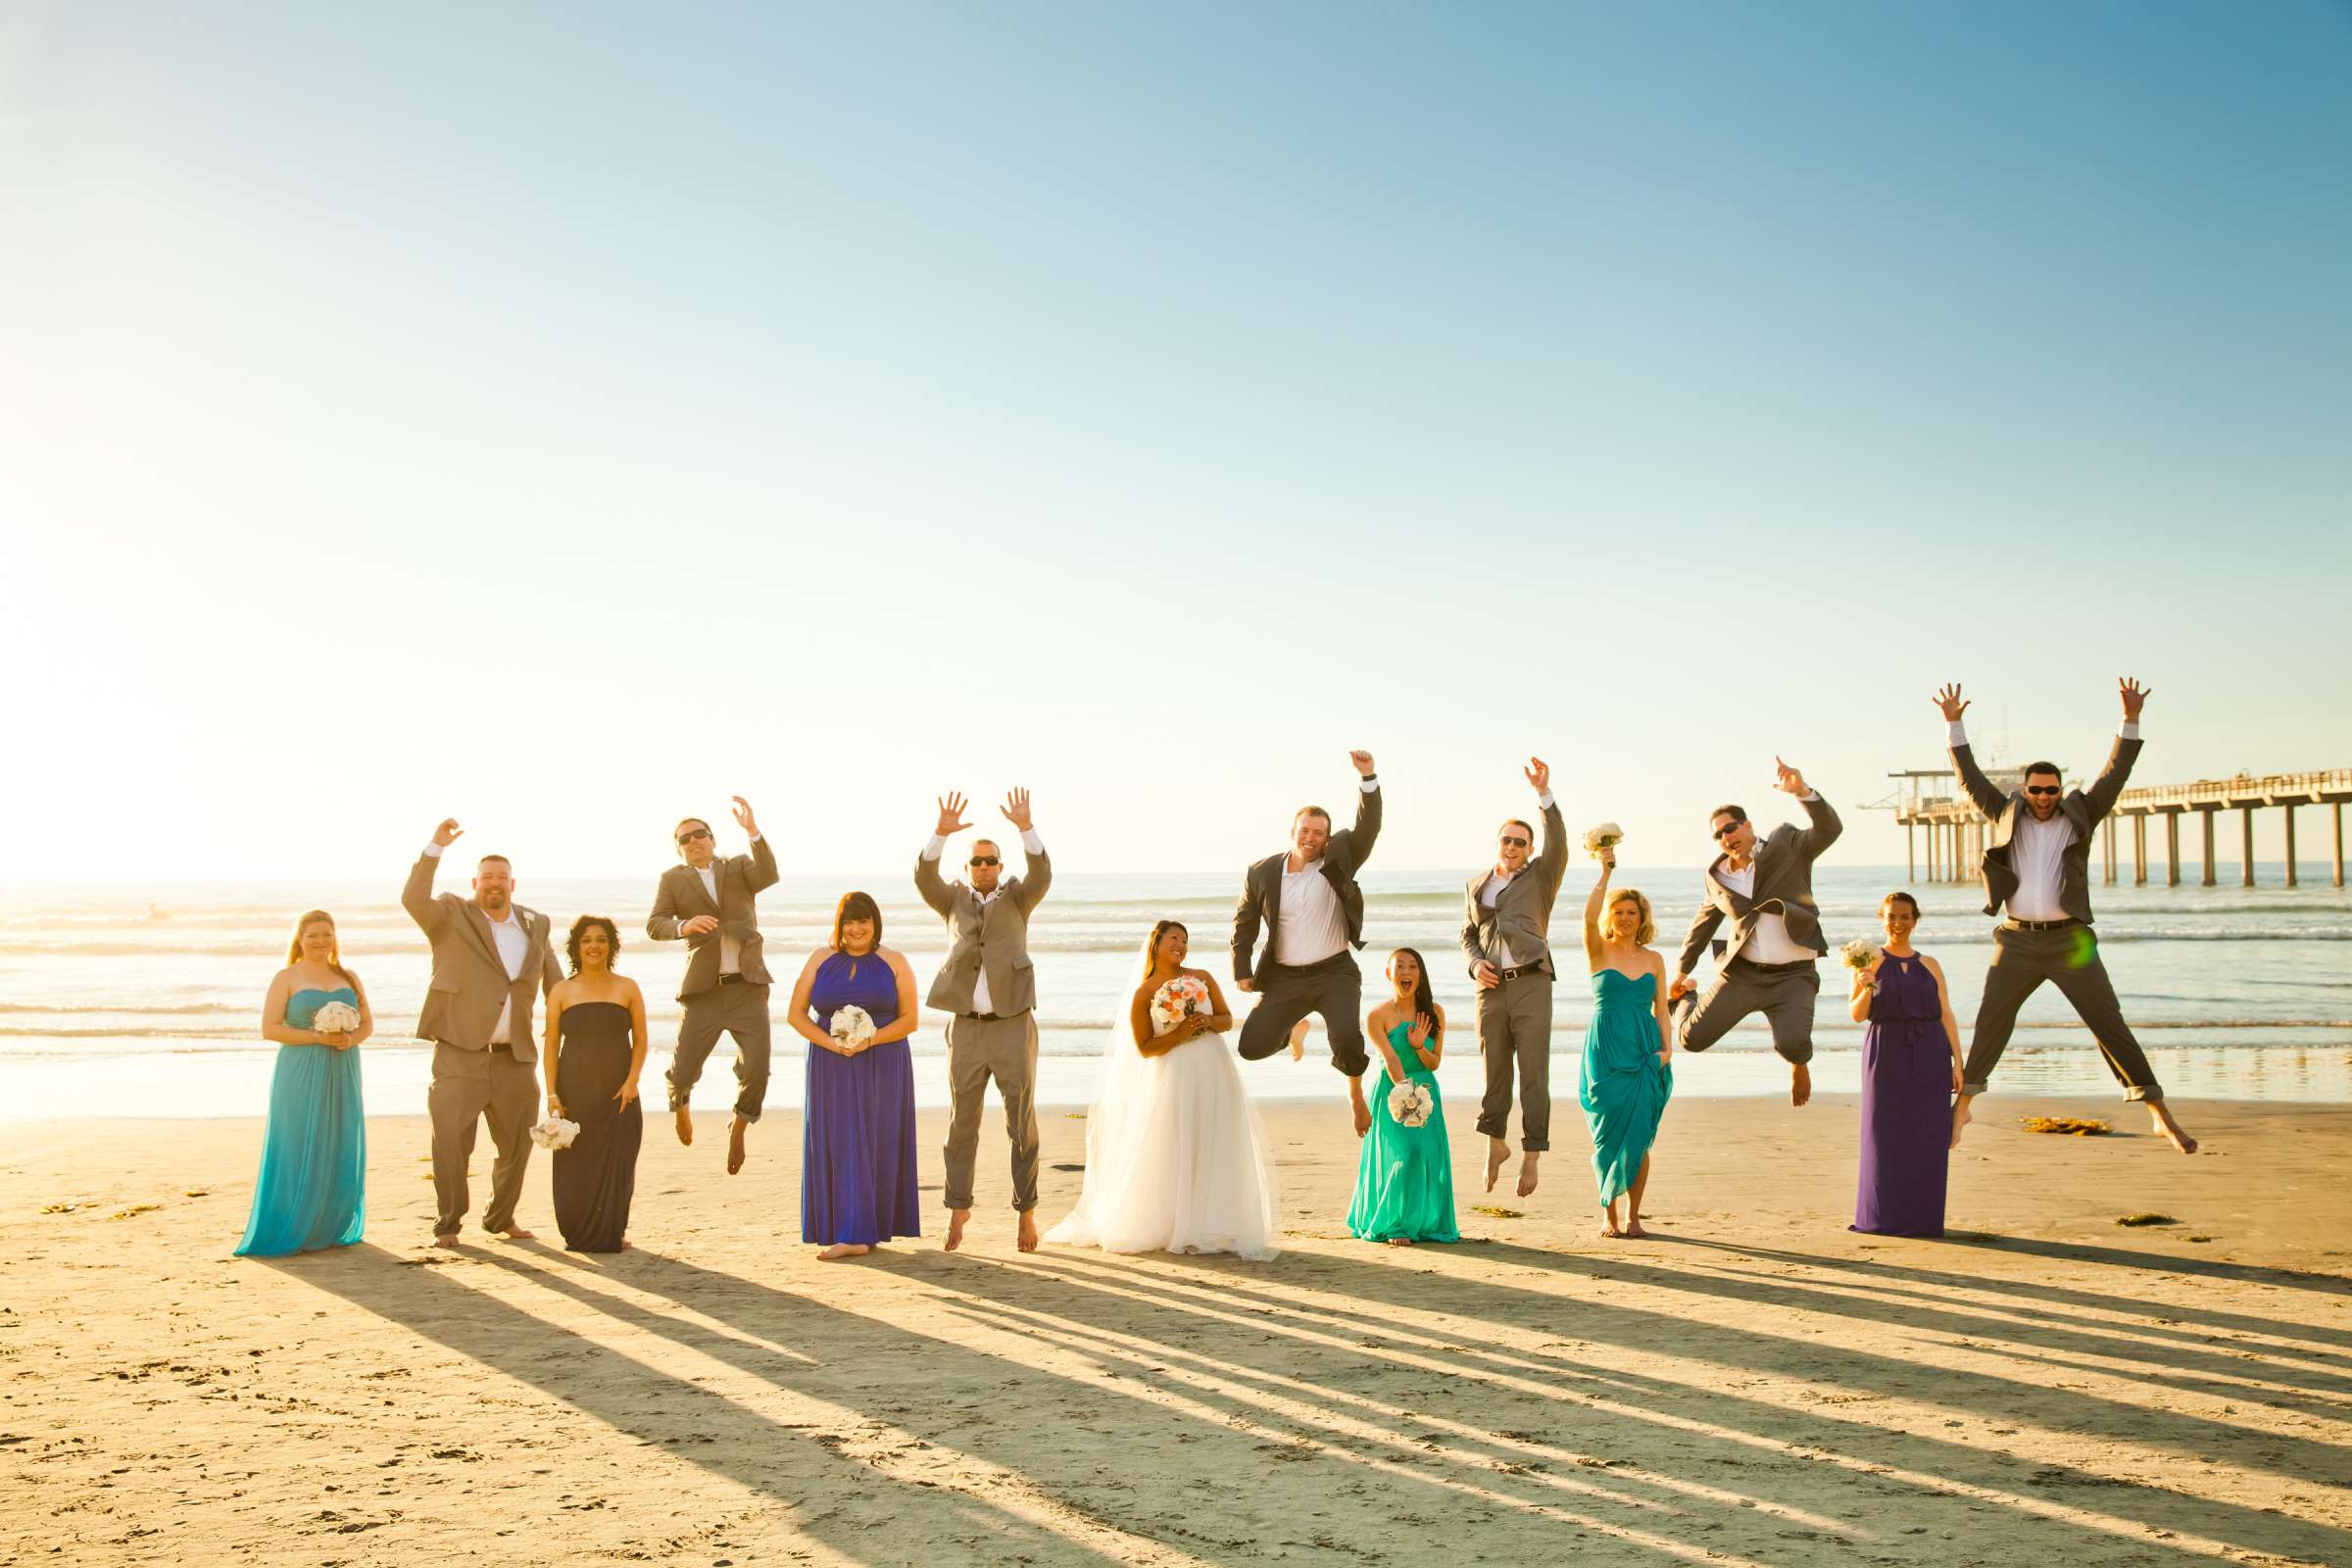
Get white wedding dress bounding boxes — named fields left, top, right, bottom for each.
left=1046, top=972, right=1281, bottom=1261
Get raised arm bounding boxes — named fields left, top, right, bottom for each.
left=1536, top=793, right=1569, bottom=906
left=1341, top=752, right=1382, bottom=867
left=1003, top=789, right=1053, bottom=913
left=915, top=794, right=966, bottom=916
left=1582, top=849, right=1615, bottom=970
left=402, top=820, right=462, bottom=936
left=1408, top=1005, right=1443, bottom=1070
left=1935, top=684, right=2012, bottom=819
left=2081, top=677, right=2150, bottom=824
left=1775, top=758, right=1842, bottom=861
left=734, top=798, right=778, bottom=894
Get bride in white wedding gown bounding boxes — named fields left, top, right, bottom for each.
left=1046, top=920, right=1281, bottom=1261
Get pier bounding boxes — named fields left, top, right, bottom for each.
left=1880, top=766, right=2352, bottom=889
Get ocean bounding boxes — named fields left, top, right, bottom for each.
left=2, top=865, right=2346, bottom=1119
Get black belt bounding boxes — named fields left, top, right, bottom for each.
left=717, top=972, right=749, bottom=986
left=2003, top=917, right=2079, bottom=933
left=1732, top=956, right=1814, bottom=974
left=960, top=1010, right=1004, bottom=1022
left=1498, top=963, right=1546, bottom=981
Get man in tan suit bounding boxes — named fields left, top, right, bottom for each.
left=1460, top=758, right=1568, bottom=1199
left=403, top=818, right=564, bottom=1250
left=916, top=788, right=1052, bottom=1252
left=648, top=796, right=778, bottom=1176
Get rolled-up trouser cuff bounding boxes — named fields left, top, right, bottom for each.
left=1961, top=1080, right=1988, bottom=1097
left=2125, top=1085, right=2162, bottom=1102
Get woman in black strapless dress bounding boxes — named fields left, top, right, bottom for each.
left=544, top=916, right=649, bottom=1252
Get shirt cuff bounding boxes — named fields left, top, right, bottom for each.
left=921, top=835, right=947, bottom=861
left=1360, top=776, right=1379, bottom=794
left=1536, top=791, right=1555, bottom=810
left=1947, top=719, right=1969, bottom=747
left=1021, top=829, right=1045, bottom=855
left=2119, top=720, right=2140, bottom=740
left=423, top=842, right=444, bottom=858
left=1799, top=790, right=1819, bottom=802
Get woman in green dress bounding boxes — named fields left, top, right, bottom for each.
left=1576, top=848, right=1673, bottom=1238
left=1347, top=948, right=1459, bottom=1246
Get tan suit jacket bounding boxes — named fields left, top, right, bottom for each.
left=915, top=842, right=1051, bottom=1016
left=1459, top=798, right=1569, bottom=979
left=648, top=838, right=780, bottom=1001
left=401, top=850, right=564, bottom=1064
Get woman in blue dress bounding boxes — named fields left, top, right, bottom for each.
left=236, top=909, right=370, bottom=1257
left=788, top=891, right=922, bottom=1260
left=1576, top=849, right=1674, bottom=1239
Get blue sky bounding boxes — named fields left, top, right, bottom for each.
left=3, top=3, right=2346, bottom=879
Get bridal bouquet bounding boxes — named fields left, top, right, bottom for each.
left=829, top=1004, right=875, bottom=1052
left=529, top=1115, right=580, bottom=1151
left=1584, top=822, right=1624, bottom=858
left=1841, top=939, right=1882, bottom=976
left=1387, top=1080, right=1435, bottom=1129
left=310, top=1000, right=361, bottom=1035
left=1149, top=975, right=1212, bottom=1034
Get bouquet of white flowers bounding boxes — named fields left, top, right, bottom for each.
left=1841, top=939, right=1882, bottom=976
left=1585, top=822, right=1624, bottom=858
left=829, top=1004, right=875, bottom=1051
left=310, top=999, right=362, bottom=1035
left=1387, top=1080, right=1435, bottom=1128
left=1150, top=975, right=1212, bottom=1035
left=529, top=1115, right=580, bottom=1151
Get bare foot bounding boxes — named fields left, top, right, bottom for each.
left=1623, top=1216, right=1647, bottom=1238
left=1288, top=1017, right=1309, bottom=1061
left=726, top=1115, right=748, bottom=1176
left=674, top=1106, right=693, bottom=1146
left=1599, top=1216, right=1624, bottom=1239
left=1017, top=1210, right=1040, bottom=1252
left=1950, top=1095, right=1975, bottom=1150
left=816, top=1243, right=872, bottom=1261
left=944, top=1209, right=969, bottom=1251
left=1789, top=1061, right=1812, bottom=1107
left=500, top=1227, right=534, bottom=1242
left=1485, top=1138, right=1509, bottom=1193
left=1386, top=1237, right=1414, bottom=1248
left=431, top=1233, right=459, bottom=1250
left=2150, top=1102, right=2199, bottom=1155
left=1516, top=1152, right=1541, bottom=1199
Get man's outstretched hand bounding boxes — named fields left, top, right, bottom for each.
left=1524, top=756, right=1549, bottom=795
left=1773, top=757, right=1809, bottom=797
left=1934, top=683, right=1968, bottom=722
left=1001, top=787, right=1034, bottom=832
left=431, top=818, right=464, bottom=848
left=1349, top=750, right=1376, bottom=777
left=935, top=793, right=971, bottom=837
left=2119, top=676, right=2152, bottom=721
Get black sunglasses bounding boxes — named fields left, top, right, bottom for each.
left=1498, top=835, right=1530, bottom=849
left=1712, top=821, right=1744, bottom=840
left=676, top=827, right=712, bottom=845
left=2024, top=785, right=2062, bottom=798
left=968, top=856, right=1002, bottom=867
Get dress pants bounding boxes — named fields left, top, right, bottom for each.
left=1962, top=922, right=2163, bottom=1101
left=427, top=1040, right=540, bottom=1237
left=666, top=979, right=772, bottom=1121
left=942, top=1010, right=1041, bottom=1212
left=1236, top=954, right=1370, bottom=1077
left=1475, top=967, right=1554, bottom=1151
left=1677, top=956, right=1820, bottom=1064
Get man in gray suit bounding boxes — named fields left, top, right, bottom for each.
left=1460, top=757, right=1568, bottom=1198
left=1937, top=678, right=2196, bottom=1154
left=1667, top=760, right=1839, bottom=1107
left=403, top=818, right=564, bottom=1250
left=916, top=787, right=1053, bottom=1252
left=648, top=796, right=777, bottom=1176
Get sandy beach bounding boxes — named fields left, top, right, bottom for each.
left=3, top=1095, right=2348, bottom=1566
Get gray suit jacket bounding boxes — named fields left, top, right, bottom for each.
left=1675, top=795, right=1842, bottom=975
left=1233, top=784, right=1383, bottom=983
left=647, top=837, right=780, bottom=1002
left=1459, top=799, right=1569, bottom=980
left=914, top=841, right=1052, bottom=1016
left=1952, top=734, right=2139, bottom=925
left=401, top=850, right=564, bottom=1063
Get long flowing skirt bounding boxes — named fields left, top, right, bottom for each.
left=802, top=1041, right=920, bottom=1245
left=1579, top=1027, right=1673, bottom=1205
left=1854, top=1018, right=1950, bottom=1237
left=235, top=1045, right=366, bottom=1256
left=1048, top=1037, right=1280, bottom=1260
left=1348, top=1068, right=1458, bottom=1243
left=553, top=1033, right=643, bottom=1252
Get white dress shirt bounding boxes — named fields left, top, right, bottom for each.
left=921, top=830, right=1046, bottom=1014
left=1711, top=860, right=1811, bottom=964
left=424, top=842, right=528, bottom=1042
left=690, top=838, right=760, bottom=976
left=1476, top=790, right=1555, bottom=969
left=1949, top=718, right=2138, bottom=921
left=1273, top=777, right=1379, bottom=967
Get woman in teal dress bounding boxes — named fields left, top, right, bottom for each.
left=1347, top=948, right=1458, bottom=1246
left=236, top=909, right=370, bottom=1257
left=1576, top=850, right=1673, bottom=1238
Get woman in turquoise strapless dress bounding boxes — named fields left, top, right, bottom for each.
left=1347, top=948, right=1458, bottom=1246
left=1576, top=850, right=1673, bottom=1239
left=236, top=909, right=370, bottom=1257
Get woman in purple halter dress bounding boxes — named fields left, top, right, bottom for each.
left=1849, top=891, right=1964, bottom=1237
left=787, top=891, right=922, bottom=1260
